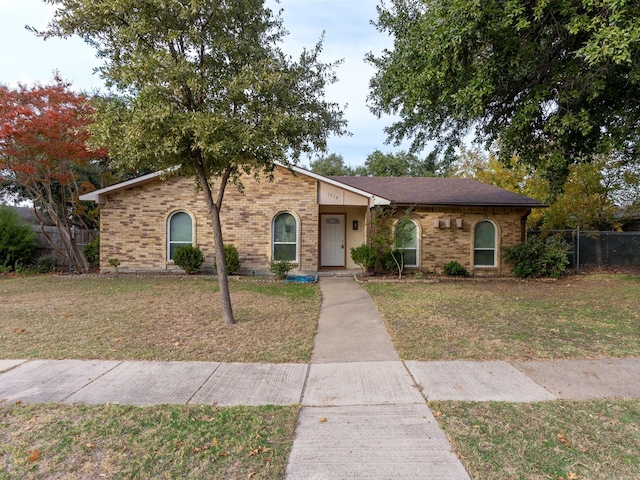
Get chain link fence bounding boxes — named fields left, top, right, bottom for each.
left=528, top=229, right=640, bottom=270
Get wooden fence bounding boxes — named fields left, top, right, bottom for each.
left=33, top=225, right=98, bottom=261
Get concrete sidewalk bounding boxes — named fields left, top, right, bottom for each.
left=3, top=357, right=640, bottom=406
left=2, top=277, right=640, bottom=479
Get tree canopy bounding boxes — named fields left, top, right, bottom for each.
left=368, top=0, right=640, bottom=190
left=361, top=149, right=441, bottom=177
left=310, top=150, right=443, bottom=177
left=451, top=147, right=640, bottom=230
left=309, top=153, right=355, bottom=176
left=39, top=0, right=346, bottom=323
left=0, top=76, right=108, bottom=272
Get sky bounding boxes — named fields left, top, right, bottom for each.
left=0, top=0, right=411, bottom=169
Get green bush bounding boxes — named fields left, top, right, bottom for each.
left=350, top=244, right=376, bottom=276
left=381, top=251, right=399, bottom=274
left=173, top=245, right=204, bottom=274
left=269, top=257, right=297, bottom=280
left=443, top=260, right=469, bottom=277
left=0, top=205, right=37, bottom=270
left=83, top=236, right=100, bottom=267
left=503, top=235, right=570, bottom=279
left=214, top=244, right=241, bottom=274
left=34, top=255, right=59, bottom=273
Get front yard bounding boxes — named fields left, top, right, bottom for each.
left=0, top=275, right=320, bottom=363
left=362, top=273, right=640, bottom=360
left=2, top=272, right=640, bottom=479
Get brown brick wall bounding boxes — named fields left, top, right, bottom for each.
left=393, top=206, right=529, bottom=275
left=99, top=167, right=319, bottom=273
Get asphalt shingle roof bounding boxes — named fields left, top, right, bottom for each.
left=328, top=176, right=546, bottom=207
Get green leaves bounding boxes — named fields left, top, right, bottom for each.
left=45, top=0, right=347, bottom=178
left=368, top=0, right=640, bottom=183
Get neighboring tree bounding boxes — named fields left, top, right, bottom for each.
left=309, top=153, right=355, bottom=176
left=541, top=156, right=639, bottom=230
left=452, top=147, right=640, bottom=230
left=451, top=147, right=549, bottom=226
left=368, top=0, right=640, bottom=191
left=362, top=149, right=441, bottom=177
left=0, top=77, right=108, bottom=272
left=39, top=0, right=346, bottom=324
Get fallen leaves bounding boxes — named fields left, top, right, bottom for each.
left=557, top=432, right=571, bottom=449
left=12, top=328, right=27, bottom=334
left=248, top=446, right=271, bottom=457
left=319, top=417, right=327, bottom=423
left=28, top=449, right=41, bottom=462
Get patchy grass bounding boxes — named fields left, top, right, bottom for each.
left=432, top=399, right=640, bottom=480
left=362, top=274, right=640, bottom=360
left=0, top=402, right=298, bottom=479
left=0, top=276, right=320, bottom=363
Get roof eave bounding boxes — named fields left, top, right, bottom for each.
left=79, top=168, right=179, bottom=203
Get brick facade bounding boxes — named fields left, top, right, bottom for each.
left=96, top=167, right=531, bottom=275
left=99, top=167, right=318, bottom=273
left=397, top=206, right=528, bottom=275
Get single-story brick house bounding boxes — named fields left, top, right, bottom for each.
left=79, top=163, right=545, bottom=275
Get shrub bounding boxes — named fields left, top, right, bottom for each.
left=350, top=244, right=376, bottom=276
left=0, top=205, right=37, bottom=270
left=381, top=251, right=399, bottom=274
left=83, top=237, right=100, bottom=267
left=269, top=256, right=297, bottom=280
left=34, top=255, right=59, bottom=273
left=443, top=260, right=469, bottom=277
left=503, top=235, right=570, bottom=279
left=173, top=245, right=204, bottom=274
left=214, top=244, right=241, bottom=274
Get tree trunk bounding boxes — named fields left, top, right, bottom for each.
left=29, top=186, right=90, bottom=273
left=195, top=163, right=235, bottom=325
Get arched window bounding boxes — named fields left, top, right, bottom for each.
left=474, top=220, right=496, bottom=266
left=168, top=211, right=193, bottom=261
left=395, top=219, right=419, bottom=267
left=273, top=212, right=298, bottom=261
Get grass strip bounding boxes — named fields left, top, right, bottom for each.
left=0, top=402, right=298, bottom=479
left=432, top=399, right=640, bottom=480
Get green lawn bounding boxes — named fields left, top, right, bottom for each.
left=0, top=403, right=298, bottom=479
left=432, top=399, right=640, bottom=480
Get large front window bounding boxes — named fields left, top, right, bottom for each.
left=273, top=212, right=297, bottom=261
left=474, top=220, right=496, bottom=266
left=395, top=219, right=419, bottom=267
left=168, top=211, right=193, bottom=261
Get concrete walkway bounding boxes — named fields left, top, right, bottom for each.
left=287, top=277, right=470, bottom=479
left=2, top=277, right=640, bottom=479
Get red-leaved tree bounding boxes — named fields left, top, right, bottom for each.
left=0, top=76, right=107, bottom=272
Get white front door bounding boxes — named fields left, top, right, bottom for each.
left=321, top=214, right=345, bottom=267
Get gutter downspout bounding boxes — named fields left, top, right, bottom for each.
left=521, top=209, right=531, bottom=242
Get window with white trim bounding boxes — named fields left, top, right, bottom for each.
left=395, top=219, right=419, bottom=267
left=168, top=211, right=193, bottom=261
left=273, top=212, right=298, bottom=261
left=474, top=220, right=496, bottom=266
